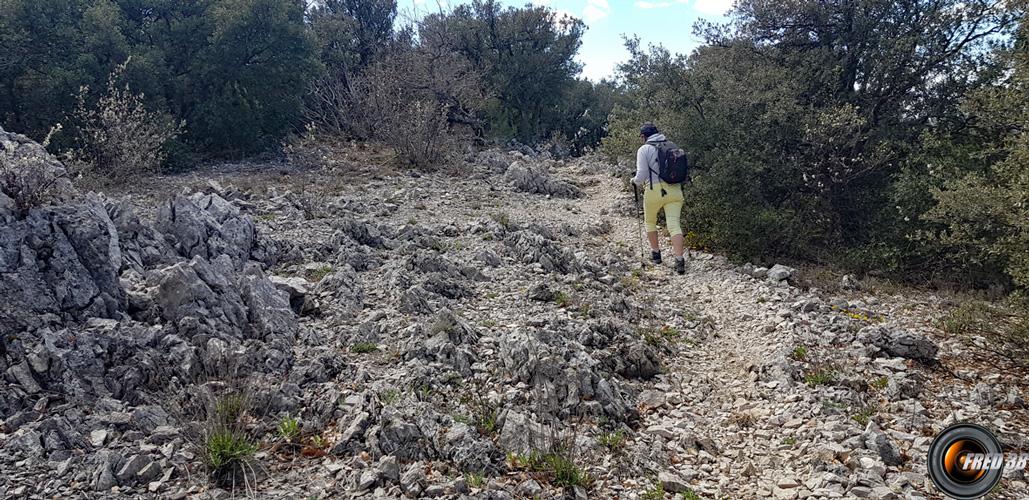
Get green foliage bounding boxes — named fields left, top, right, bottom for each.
left=421, top=1, right=600, bottom=144
left=869, top=376, right=889, bottom=391
left=351, top=342, right=378, bottom=354
left=642, top=324, right=681, bottom=347
left=215, top=393, right=247, bottom=425
left=379, top=388, right=401, bottom=405
left=598, top=430, right=626, bottom=452
left=277, top=414, right=300, bottom=443
left=465, top=472, right=486, bottom=489
left=508, top=450, right=593, bottom=489
left=0, top=0, right=318, bottom=159
left=203, top=429, right=258, bottom=487
left=851, top=406, right=877, bottom=427
left=308, top=264, right=334, bottom=282
left=803, top=368, right=836, bottom=387
left=640, top=482, right=665, bottom=500
left=939, top=298, right=1029, bottom=368
left=790, top=346, right=808, bottom=361
left=553, top=291, right=572, bottom=307
left=604, top=1, right=1024, bottom=286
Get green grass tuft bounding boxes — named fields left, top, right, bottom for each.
left=598, top=430, right=626, bottom=451
left=351, top=342, right=378, bottom=354
left=277, top=414, right=300, bottom=442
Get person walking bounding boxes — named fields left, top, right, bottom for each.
left=633, top=122, right=687, bottom=275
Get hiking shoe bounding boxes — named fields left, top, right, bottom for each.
left=675, top=257, right=686, bottom=275
left=651, top=251, right=662, bottom=264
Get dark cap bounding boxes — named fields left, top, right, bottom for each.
left=640, top=122, right=659, bottom=138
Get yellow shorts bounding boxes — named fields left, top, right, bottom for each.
left=642, top=182, right=683, bottom=236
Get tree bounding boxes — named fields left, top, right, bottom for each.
left=191, top=0, right=320, bottom=155
left=605, top=0, right=1022, bottom=275
left=424, top=0, right=585, bottom=143
left=919, top=11, right=1029, bottom=287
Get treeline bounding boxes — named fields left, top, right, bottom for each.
left=603, top=0, right=1027, bottom=290
left=0, top=0, right=617, bottom=166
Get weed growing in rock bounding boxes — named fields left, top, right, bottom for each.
left=803, top=367, right=836, bottom=386
left=466, top=472, right=485, bottom=488
left=851, top=406, right=877, bottom=426
left=553, top=291, right=572, bottom=307
left=490, top=211, right=512, bottom=229
left=939, top=299, right=1029, bottom=369
left=598, top=430, right=626, bottom=451
left=791, top=346, right=808, bottom=361
left=782, top=436, right=797, bottom=446
left=277, top=414, right=300, bottom=443
left=642, top=325, right=681, bottom=347
left=204, top=429, right=258, bottom=488
left=508, top=450, right=593, bottom=489
left=308, top=264, right=334, bottom=282
left=215, top=393, right=247, bottom=426
left=640, top=482, right=665, bottom=500
left=730, top=411, right=757, bottom=427
left=379, top=389, right=401, bottom=405
left=351, top=342, right=378, bottom=354
left=869, top=376, right=889, bottom=391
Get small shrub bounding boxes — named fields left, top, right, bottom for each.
left=490, top=211, right=512, bottom=228
left=351, top=342, right=379, bottom=354
left=782, top=436, right=797, bottom=446
left=204, top=429, right=258, bottom=488
left=939, top=299, right=1029, bottom=368
left=730, top=411, right=757, bottom=427
left=72, top=60, right=183, bottom=183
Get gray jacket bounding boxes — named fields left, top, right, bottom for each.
left=633, top=133, right=667, bottom=186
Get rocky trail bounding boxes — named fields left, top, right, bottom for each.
left=1, top=128, right=1027, bottom=499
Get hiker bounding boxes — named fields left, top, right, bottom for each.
left=633, top=122, right=688, bottom=275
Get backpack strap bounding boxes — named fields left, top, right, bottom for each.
left=647, top=141, right=665, bottom=190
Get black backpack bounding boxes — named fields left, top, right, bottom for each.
left=649, top=140, right=690, bottom=187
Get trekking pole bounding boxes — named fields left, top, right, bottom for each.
left=632, top=183, right=647, bottom=268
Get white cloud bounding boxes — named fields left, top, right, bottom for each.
left=582, top=0, right=610, bottom=23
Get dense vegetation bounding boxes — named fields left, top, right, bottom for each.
left=603, top=0, right=1027, bottom=290
left=0, top=0, right=612, bottom=162
left=1, top=0, right=1026, bottom=290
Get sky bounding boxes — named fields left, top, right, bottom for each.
left=405, top=0, right=735, bottom=81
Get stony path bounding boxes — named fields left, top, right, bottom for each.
left=5, top=138, right=1026, bottom=500
left=567, top=165, right=1026, bottom=499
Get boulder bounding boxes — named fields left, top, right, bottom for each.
left=156, top=192, right=256, bottom=269
left=0, top=196, right=126, bottom=331
left=767, top=264, right=795, bottom=283
left=857, top=326, right=938, bottom=362
left=505, top=161, right=582, bottom=198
